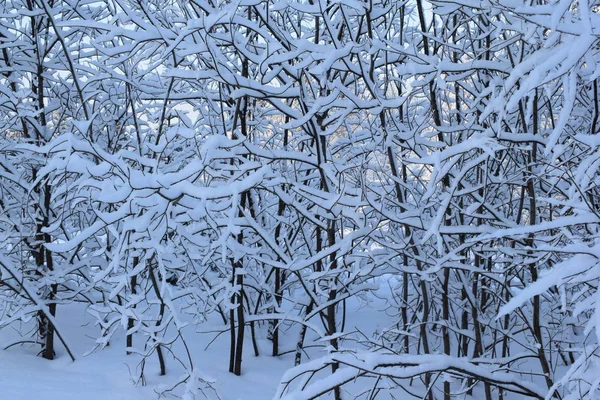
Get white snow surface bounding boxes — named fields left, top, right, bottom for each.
left=0, top=276, right=427, bottom=400
left=0, top=292, right=390, bottom=400
left=0, top=350, right=154, bottom=400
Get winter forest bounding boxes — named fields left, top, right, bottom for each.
left=0, top=0, right=599, bottom=399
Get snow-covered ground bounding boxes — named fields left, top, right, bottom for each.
left=0, top=350, right=154, bottom=400
left=0, top=291, right=391, bottom=400
left=0, top=281, right=537, bottom=400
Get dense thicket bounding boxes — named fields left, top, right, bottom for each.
left=0, top=0, right=599, bottom=399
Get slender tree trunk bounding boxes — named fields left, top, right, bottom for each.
left=127, top=257, right=138, bottom=354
